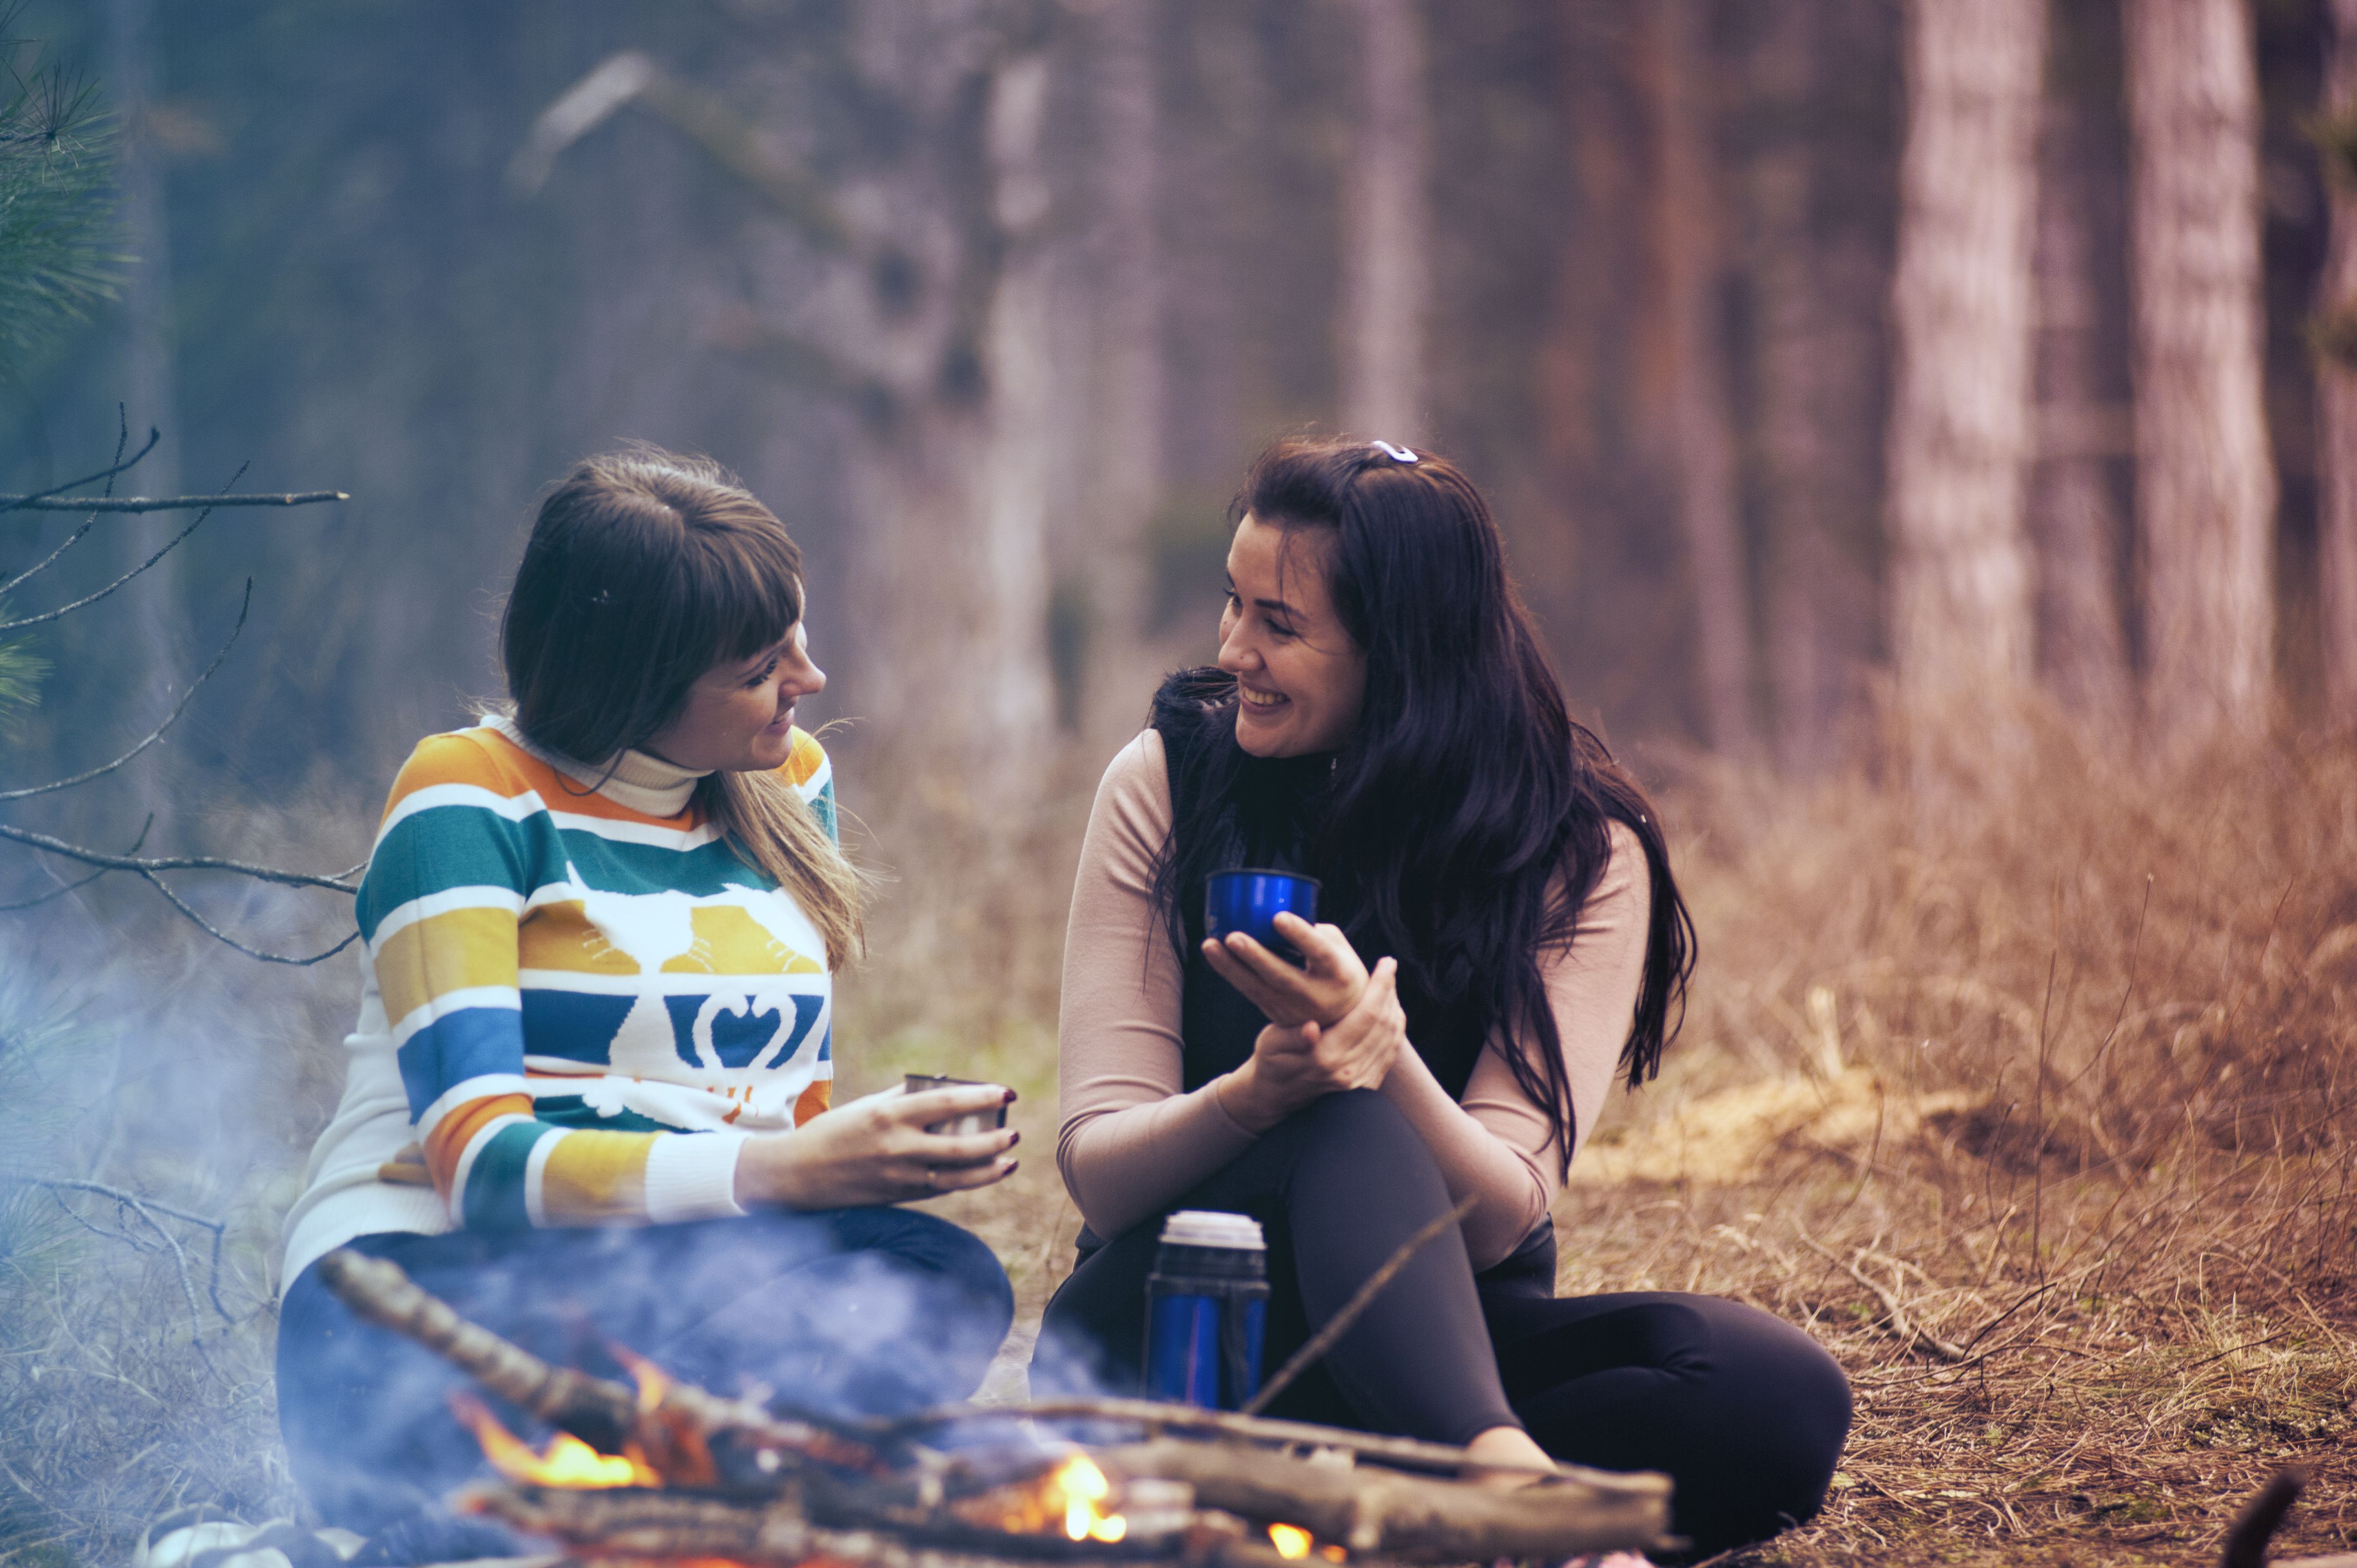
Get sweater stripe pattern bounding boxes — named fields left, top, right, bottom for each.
left=355, top=719, right=837, bottom=1232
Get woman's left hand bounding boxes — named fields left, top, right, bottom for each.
left=1201, top=912, right=1368, bottom=1027
left=1215, top=957, right=1409, bottom=1132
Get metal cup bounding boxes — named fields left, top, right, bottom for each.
left=1204, top=868, right=1321, bottom=963
left=902, top=1072, right=1009, bottom=1137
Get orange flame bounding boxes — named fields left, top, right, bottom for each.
left=1268, top=1523, right=1345, bottom=1561
left=609, top=1341, right=672, bottom=1413
left=1047, top=1453, right=1127, bottom=1543
left=450, top=1392, right=659, bottom=1488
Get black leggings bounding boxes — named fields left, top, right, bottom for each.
left=1034, top=1091, right=1851, bottom=1556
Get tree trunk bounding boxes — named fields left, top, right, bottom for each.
left=1339, top=0, right=1429, bottom=441
left=102, top=0, right=183, bottom=838
left=1743, top=0, right=1895, bottom=773
left=2317, top=0, right=2357, bottom=727
left=2123, top=0, right=2276, bottom=746
left=1883, top=0, right=2045, bottom=721
left=1078, top=0, right=1167, bottom=742
left=1640, top=0, right=1756, bottom=754
left=2028, top=1, right=2133, bottom=720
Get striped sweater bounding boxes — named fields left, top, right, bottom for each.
left=280, top=715, right=838, bottom=1289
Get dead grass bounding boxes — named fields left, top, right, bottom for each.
left=7, top=708, right=2354, bottom=1568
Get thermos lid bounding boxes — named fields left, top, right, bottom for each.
left=1160, top=1210, right=1265, bottom=1250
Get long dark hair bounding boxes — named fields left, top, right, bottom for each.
left=1152, top=436, right=1694, bottom=1172
left=500, top=447, right=864, bottom=968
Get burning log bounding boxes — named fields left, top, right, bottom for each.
left=314, top=1249, right=888, bottom=1479
left=1098, top=1440, right=1666, bottom=1560
left=470, top=1483, right=1293, bottom=1568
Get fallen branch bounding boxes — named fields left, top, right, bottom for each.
left=1242, top=1195, right=1476, bottom=1416
left=0, top=491, right=348, bottom=512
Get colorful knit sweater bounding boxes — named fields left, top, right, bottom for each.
left=280, top=715, right=838, bottom=1289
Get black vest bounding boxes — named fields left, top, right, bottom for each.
left=1145, top=672, right=1557, bottom=1297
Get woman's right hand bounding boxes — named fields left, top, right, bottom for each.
left=1215, top=957, right=1407, bottom=1133
left=1200, top=912, right=1370, bottom=1028
left=733, top=1083, right=1019, bottom=1210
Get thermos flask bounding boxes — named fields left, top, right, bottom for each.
left=1143, top=1210, right=1269, bottom=1408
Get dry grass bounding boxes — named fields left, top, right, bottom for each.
left=6, top=709, right=2354, bottom=1568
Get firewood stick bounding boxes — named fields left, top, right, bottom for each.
left=1099, top=1438, right=1670, bottom=1561
left=2223, top=1470, right=2307, bottom=1568
left=1241, top=1195, right=1477, bottom=1416
left=887, top=1397, right=1629, bottom=1482
left=315, top=1249, right=887, bottom=1474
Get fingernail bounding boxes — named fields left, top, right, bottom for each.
left=1003, top=1087, right=1018, bottom=1104
left=1004, top=1159, right=1020, bottom=1174
left=1008, top=1129, right=1022, bottom=1146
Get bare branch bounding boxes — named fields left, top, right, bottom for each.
left=0, top=503, right=210, bottom=632
left=0, top=1174, right=234, bottom=1362
left=0, top=490, right=347, bottom=513
left=0, top=581, right=250, bottom=801
left=0, top=514, right=95, bottom=596
left=0, top=822, right=361, bottom=891
left=0, top=815, right=148, bottom=910
left=135, top=870, right=362, bottom=966
left=0, top=423, right=159, bottom=514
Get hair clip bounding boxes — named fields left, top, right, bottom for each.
left=1370, top=440, right=1418, bottom=463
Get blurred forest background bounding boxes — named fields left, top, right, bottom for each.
left=4, top=2, right=2357, bottom=1567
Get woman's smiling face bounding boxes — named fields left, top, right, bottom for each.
left=645, top=615, right=826, bottom=773
left=1219, top=514, right=1367, bottom=757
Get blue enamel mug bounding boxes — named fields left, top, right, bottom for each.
left=1204, top=868, right=1320, bottom=963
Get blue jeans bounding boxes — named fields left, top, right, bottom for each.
left=277, top=1209, right=1012, bottom=1562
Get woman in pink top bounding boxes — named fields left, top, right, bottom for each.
left=1035, top=437, right=1849, bottom=1555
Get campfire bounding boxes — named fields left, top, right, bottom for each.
left=318, top=1250, right=1672, bottom=1567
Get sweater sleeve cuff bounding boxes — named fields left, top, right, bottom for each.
left=644, top=1131, right=749, bottom=1224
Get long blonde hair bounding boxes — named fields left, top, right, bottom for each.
left=500, top=447, right=865, bottom=968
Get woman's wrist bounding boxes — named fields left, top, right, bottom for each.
left=732, top=1133, right=806, bottom=1209
left=1213, top=1061, right=1285, bottom=1136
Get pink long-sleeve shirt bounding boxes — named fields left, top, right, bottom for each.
left=1054, top=731, right=1653, bottom=1272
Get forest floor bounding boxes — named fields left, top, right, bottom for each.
left=2, top=708, right=2353, bottom=1568
left=868, top=709, right=2357, bottom=1568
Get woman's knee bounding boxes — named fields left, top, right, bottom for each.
left=812, top=1206, right=1015, bottom=1330
left=1276, top=1087, right=1425, bottom=1164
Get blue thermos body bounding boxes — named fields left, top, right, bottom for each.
left=1143, top=1210, right=1269, bottom=1408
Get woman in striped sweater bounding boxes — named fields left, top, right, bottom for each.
left=275, top=450, right=1017, bottom=1562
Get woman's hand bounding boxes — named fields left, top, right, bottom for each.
left=1215, top=957, right=1407, bottom=1133
left=733, top=1082, right=1018, bottom=1210
left=1201, top=912, right=1369, bottom=1027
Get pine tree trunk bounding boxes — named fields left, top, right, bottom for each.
left=1339, top=0, right=1429, bottom=441
left=102, top=0, right=183, bottom=837
left=2028, top=3, right=2133, bottom=720
left=1643, top=0, right=1756, bottom=754
left=1883, top=0, right=2046, bottom=718
left=2123, top=0, right=2276, bottom=745
left=2317, top=0, right=2357, bottom=726
left=1745, top=0, right=1897, bottom=773
left=1080, top=0, right=1167, bottom=742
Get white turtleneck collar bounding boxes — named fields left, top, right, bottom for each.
left=480, top=714, right=709, bottom=818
